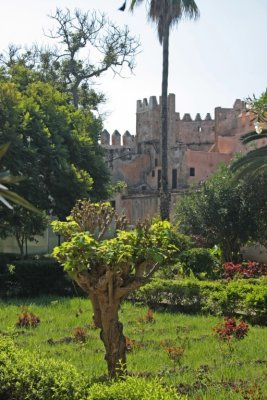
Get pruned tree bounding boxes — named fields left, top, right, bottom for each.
left=52, top=200, right=179, bottom=377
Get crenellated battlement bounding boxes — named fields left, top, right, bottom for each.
left=100, top=129, right=135, bottom=147
left=136, top=94, right=215, bottom=123
left=102, top=95, right=248, bottom=154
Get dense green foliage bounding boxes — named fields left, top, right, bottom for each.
left=53, top=217, right=181, bottom=278
left=179, top=247, right=221, bottom=279
left=0, top=337, right=88, bottom=400
left=0, top=337, right=184, bottom=400
left=134, top=277, right=267, bottom=324
left=0, top=65, right=110, bottom=221
left=0, top=257, right=75, bottom=297
left=175, top=164, right=267, bottom=261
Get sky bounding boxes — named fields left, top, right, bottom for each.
left=1, top=0, right=267, bottom=135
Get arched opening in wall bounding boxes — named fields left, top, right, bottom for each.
left=155, top=158, right=158, bottom=167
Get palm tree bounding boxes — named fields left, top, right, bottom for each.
left=231, top=91, right=267, bottom=179
left=231, top=130, right=267, bottom=180
left=0, top=143, right=38, bottom=211
left=129, top=0, right=199, bottom=220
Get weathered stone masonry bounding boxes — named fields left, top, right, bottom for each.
left=101, top=94, right=267, bottom=223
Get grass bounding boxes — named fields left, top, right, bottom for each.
left=0, top=296, right=266, bottom=400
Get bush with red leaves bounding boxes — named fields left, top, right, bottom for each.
left=16, top=306, right=40, bottom=328
left=214, top=317, right=249, bottom=341
left=223, top=261, right=267, bottom=279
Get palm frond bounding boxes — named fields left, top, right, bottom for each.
left=240, top=129, right=267, bottom=144
left=0, top=172, right=25, bottom=184
left=0, top=143, right=39, bottom=212
left=0, top=143, right=10, bottom=159
left=130, top=0, right=199, bottom=43
left=0, top=187, right=39, bottom=212
left=231, top=145, right=267, bottom=179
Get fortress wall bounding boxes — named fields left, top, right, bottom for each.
left=120, top=193, right=159, bottom=223
left=186, top=150, right=232, bottom=183
left=178, top=119, right=215, bottom=146
left=111, top=153, right=151, bottom=186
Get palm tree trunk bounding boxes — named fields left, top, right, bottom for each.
left=160, top=21, right=171, bottom=221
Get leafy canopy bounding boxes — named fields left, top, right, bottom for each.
left=0, top=65, right=110, bottom=219
left=175, top=164, right=267, bottom=261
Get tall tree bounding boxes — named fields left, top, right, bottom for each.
left=130, top=0, right=199, bottom=220
left=0, top=65, right=110, bottom=219
left=0, top=9, right=140, bottom=110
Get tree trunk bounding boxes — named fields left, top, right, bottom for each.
left=160, top=21, right=170, bottom=221
left=15, top=233, right=24, bottom=258
left=222, top=241, right=241, bottom=263
left=92, top=295, right=126, bottom=378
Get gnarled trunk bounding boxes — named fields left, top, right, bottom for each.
left=85, top=287, right=126, bottom=378
left=75, top=266, right=153, bottom=378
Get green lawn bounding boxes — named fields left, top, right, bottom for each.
left=0, top=297, right=266, bottom=400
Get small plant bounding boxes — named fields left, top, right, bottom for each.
left=125, top=336, right=144, bottom=352
left=125, top=336, right=135, bottom=352
left=165, top=346, right=185, bottom=367
left=138, top=309, right=155, bottom=323
left=145, top=308, right=155, bottom=323
left=16, top=306, right=40, bottom=328
left=73, top=326, right=87, bottom=342
left=214, top=317, right=249, bottom=342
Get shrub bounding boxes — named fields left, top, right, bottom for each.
left=223, top=260, right=267, bottom=279
left=214, top=317, right=249, bottom=341
left=88, top=376, right=184, bottom=400
left=132, top=277, right=267, bottom=324
left=0, top=337, right=89, bottom=400
left=16, top=306, right=40, bottom=328
left=180, top=247, right=220, bottom=279
left=73, top=326, right=87, bottom=342
left=0, top=257, right=78, bottom=297
left=0, top=338, right=186, bottom=400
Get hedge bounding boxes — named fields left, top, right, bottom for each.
left=0, top=338, right=185, bottom=400
left=0, top=257, right=77, bottom=297
left=133, top=277, right=267, bottom=325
